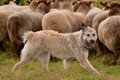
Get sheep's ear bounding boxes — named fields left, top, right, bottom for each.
left=82, top=23, right=87, bottom=31
left=100, top=2, right=104, bottom=6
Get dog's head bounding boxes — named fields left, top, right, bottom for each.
left=82, top=23, right=97, bottom=49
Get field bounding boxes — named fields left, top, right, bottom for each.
left=0, top=0, right=120, bottom=80
left=1, top=49, right=120, bottom=80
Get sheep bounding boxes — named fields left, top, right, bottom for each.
left=98, top=2, right=120, bottom=65
left=83, top=4, right=102, bottom=27
left=42, top=0, right=93, bottom=33
left=42, top=0, right=74, bottom=33
left=91, top=1, right=112, bottom=56
left=73, top=0, right=95, bottom=30
left=7, top=0, right=51, bottom=58
left=92, top=1, right=111, bottom=31
left=72, top=0, right=85, bottom=12
left=0, top=0, right=43, bottom=52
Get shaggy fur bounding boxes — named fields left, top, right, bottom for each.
left=12, top=23, right=101, bottom=75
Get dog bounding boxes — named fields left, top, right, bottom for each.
left=12, top=23, right=101, bottom=75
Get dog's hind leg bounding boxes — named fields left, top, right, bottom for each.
left=39, top=52, right=50, bottom=72
left=12, top=56, right=34, bottom=71
left=63, top=59, right=71, bottom=70
left=76, top=55, right=101, bottom=75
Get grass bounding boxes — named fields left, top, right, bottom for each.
left=1, top=49, right=120, bottom=80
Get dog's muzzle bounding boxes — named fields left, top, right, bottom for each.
left=89, top=40, right=95, bottom=48
left=85, top=39, right=96, bottom=49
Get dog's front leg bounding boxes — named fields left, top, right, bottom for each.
left=76, top=54, right=101, bottom=75
left=39, top=52, right=50, bottom=72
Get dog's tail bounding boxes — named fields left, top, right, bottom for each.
left=22, top=31, right=34, bottom=44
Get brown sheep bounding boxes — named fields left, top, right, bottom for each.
left=50, top=0, right=60, bottom=12
left=98, top=2, right=120, bottom=65
left=92, top=1, right=113, bottom=56
left=92, top=1, right=111, bottom=31
left=91, top=1, right=112, bottom=56
left=7, top=0, right=51, bottom=58
left=72, top=0, right=80, bottom=12
left=42, top=0, right=93, bottom=33
left=51, top=0, right=60, bottom=9
left=100, top=1, right=112, bottom=10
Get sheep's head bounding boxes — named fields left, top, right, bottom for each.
left=75, top=0, right=95, bottom=12
left=107, top=2, right=120, bottom=9
left=72, top=1, right=80, bottom=12
left=51, top=0, right=60, bottom=9
left=107, top=2, right=120, bottom=17
left=100, top=1, right=111, bottom=10
left=78, top=0, right=96, bottom=8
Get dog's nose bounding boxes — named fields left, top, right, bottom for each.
left=90, top=40, right=94, bottom=43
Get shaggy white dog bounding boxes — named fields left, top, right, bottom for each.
left=12, top=23, right=101, bottom=75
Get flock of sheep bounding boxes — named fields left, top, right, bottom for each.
left=0, top=0, right=120, bottom=65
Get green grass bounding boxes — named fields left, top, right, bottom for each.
left=0, top=51, right=120, bottom=80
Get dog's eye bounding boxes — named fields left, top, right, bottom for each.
left=87, top=34, right=90, bottom=37
left=93, top=34, right=95, bottom=36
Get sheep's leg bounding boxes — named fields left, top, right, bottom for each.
left=112, top=50, right=119, bottom=65
left=12, top=55, right=34, bottom=71
left=0, top=41, right=6, bottom=52
left=76, top=55, right=101, bottom=75
left=39, top=52, right=50, bottom=72
left=63, top=59, right=71, bottom=70
left=13, top=42, right=18, bottom=57
left=95, top=39, right=110, bottom=55
left=94, top=40, right=102, bottom=54
left=17, top=44, right=24, bottom=58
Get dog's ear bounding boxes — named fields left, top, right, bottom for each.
left=82, top=23, right=87, bottom=31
